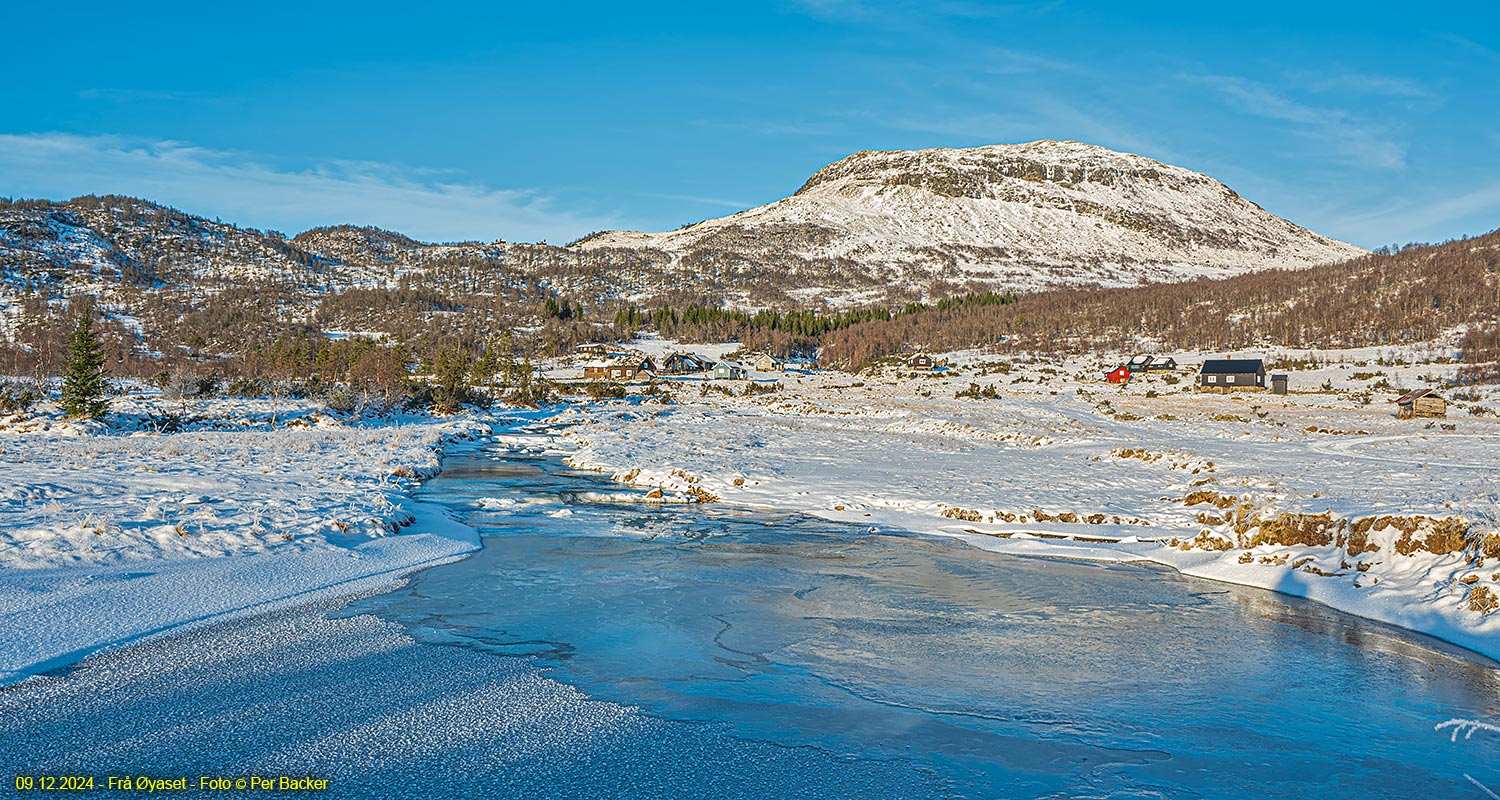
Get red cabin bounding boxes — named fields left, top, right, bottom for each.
left=1106, top=365, right=1131, bottom=384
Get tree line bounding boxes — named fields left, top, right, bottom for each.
left=818, top=230, right=1500, bottom=368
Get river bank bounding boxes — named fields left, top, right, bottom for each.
left=7, top=432, right=1500, bottom=799
left=0, top=396, right=499, bottom=686
left=557, top=354, right=1500, bottom=664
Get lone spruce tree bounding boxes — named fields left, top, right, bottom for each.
left=61, top=307, right=110, bottom=419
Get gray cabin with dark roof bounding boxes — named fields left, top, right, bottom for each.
left=662, top=352, right=713, bottom=375
left=1198, top=358, right=1265, bottom=389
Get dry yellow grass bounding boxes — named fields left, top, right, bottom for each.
left=940, top=507, right=983, bottom=522
left=1246, top=512, right=1342, bottom=548
left=1467, top=585, right=1498, bottom=615
left=1183, top=489, right=1238, bottom=509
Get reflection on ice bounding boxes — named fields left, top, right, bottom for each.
left=11, top=430, right=1493, bottom=799
left=350, top=445, right=1500, bottom=798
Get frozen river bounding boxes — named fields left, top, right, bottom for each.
left=4, top=430, right=1500, bottom=798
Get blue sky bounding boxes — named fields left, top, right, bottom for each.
left=2, top=1, right=1496, bottom=248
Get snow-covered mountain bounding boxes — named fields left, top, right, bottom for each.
left=1, top=142, right=1369, bottom=349
left=575, top=140, right=1366, bottom=299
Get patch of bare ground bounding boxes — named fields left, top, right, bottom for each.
left=1468, top=585, right=1499, bottom=615
left=1105, top=447, right=1214, bottom=473
left=1177, top=498, right=1479, bottom=562
left=940, top=505, right=1149, bottom=526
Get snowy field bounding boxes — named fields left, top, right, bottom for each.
left=559, top=343, right=1500, bottom=661
left=0, top=394, right=491, bottom=685
left=4, top=340, right=1499, bottom=687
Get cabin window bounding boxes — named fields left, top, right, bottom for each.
left=1206, top=375, right=1217, bottom=384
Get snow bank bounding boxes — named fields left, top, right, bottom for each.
left=559, top=350, right=1500, bottom=662
left=0, top=398, right=491, bottom=686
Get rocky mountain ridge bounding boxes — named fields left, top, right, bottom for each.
left=574, top=140, right=1366, bottom=299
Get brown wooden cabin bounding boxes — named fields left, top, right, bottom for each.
left=1395, top=388, right=1446, bottom=419
left=587, top=356, right=657, bottom=382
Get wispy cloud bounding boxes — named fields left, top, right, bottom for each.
left=884, top=111, right=1032, bottom=142
left=76, top=88, right=207, bottom=104
left=787, top=0, right=870, bottom=21
left=634, top=192, right=756, bottom=210
left=0, top=132, right=621, bottom=244
left=787, top=0, right=1059, bottom=23
left=690, top=118, right=840, bottom=137
left=977, top=47, right=1082, bottom=76
left=1191, top=75, right=1406, bottom=170
left=882, top=95, right=1175, bottom=165
left=1298, top=72, right=1430, bottom=99
left=1437, top=33, right=1500, bottom=63
left=1331, top=179, right=1500, bottom=246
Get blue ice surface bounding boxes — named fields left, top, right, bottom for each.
left=355, top=443, right=1500, bottom=798
left=3, top=437, right=1499, bottom=799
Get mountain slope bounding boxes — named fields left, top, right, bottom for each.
left=816, top=228, right=1500, bottom=367
left=576, top=140, right=1365, bottom=297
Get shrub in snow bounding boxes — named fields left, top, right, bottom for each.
left=0, top=379, right=41, bottom=413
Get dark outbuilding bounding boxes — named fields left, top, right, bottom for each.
left=1198, top=358, right=1265, bottom=390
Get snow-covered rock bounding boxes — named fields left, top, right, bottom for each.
left=576, top=140, right=1366, bottom=298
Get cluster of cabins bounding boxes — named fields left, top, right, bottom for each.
left=577, top=343, right=1453, bottom=420
left=576, top=344, right=785, bottom=383
left=1107, top=355, right=1286, bottom=393
left=1103, top=354, right=1448, bottom=418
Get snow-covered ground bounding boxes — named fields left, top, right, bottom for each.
left=5, top=341, right=1498, bottom=686
left=0, top=394, right=491, bottom=685
left=558, top=344, right=1500, bottom=661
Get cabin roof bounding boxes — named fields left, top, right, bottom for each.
left=1200, top=358, right=1264, bottom=375
left=1395, top=388, right=1440, bottom=404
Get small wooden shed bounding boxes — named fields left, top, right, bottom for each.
left=1395, top=388, right=1446, bottom=419
left=907, top=353, right=935, bottom=372
left=1105, top=365, right=1131, bottom=384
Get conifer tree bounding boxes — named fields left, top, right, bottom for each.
left=60, top=307, right=110, bottom=419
